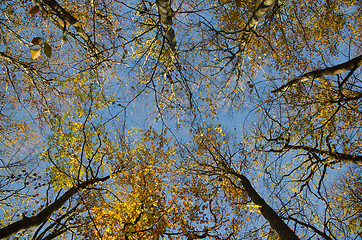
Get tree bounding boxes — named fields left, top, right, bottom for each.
left=0, top=175, right=110, bottom=240
left=76, top=127, right=243, bottom=239
left=248, top=11, right=361, bottom=239
left=0, top=0, right=361, bottom=239
left=250, top=54, right=362, bottom=238
left=182, top=126, right=303, bottom=239
left=328, top=166, right=362, bottom=237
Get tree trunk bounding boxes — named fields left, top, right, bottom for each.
left=284, top=144, right=362, bottom=165
left=239, top=0, right=275, bottom=50
left=233, top=173, right=300, bottom=240
left=156, top=0, right=177, bottom=52
left=0, top=176, right=109, bottom=240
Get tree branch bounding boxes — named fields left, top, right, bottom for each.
left=272, top=54, right=362, bottom=93
left=0, top=176, right=110, bottom=240
left=35, top=0, right=103, bottom=59
left=239, top=0, right=275, bottom=51
left=283, top=144, right=362, bottom=165
left=0, top=51, right=42, bottom=76
left=283, top=216, right=333, bottom=240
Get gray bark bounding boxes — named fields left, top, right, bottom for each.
left=273, top=54, right=362, bottom=93
left=239, top=0, right=275, bottom=51
left=0, top=176, right=110, bottom=240
left=233, top=173, right=300, bottom=240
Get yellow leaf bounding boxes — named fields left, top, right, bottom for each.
left=73, top=21, right=82, bottom=27
left=31, top=48, right=41, bottom=59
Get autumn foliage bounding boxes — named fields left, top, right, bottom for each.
left=0, top=0, right=361, bottom=239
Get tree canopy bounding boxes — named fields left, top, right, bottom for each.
left=0, top=0, right=361, bottom=239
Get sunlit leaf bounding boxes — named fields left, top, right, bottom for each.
left=31, top=48, right=41, bottom=59
left=73, top=21, right=82, bottom=27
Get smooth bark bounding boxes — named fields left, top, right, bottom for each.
left=239, top=0, right=275, bottom=51
left=0, top=176, right=110, bottom=240
left=273, top=54, right=362, bottom=93
left=233, top=173, right=300, bottom=240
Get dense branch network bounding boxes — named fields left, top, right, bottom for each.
left=0, top=0, right=360, bottom=239
left=0, top=176, right=110, bottom=240
left=33, top=0, right=104, bottom=60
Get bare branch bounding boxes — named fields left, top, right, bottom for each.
left=273, top=55, right=362, bottom=93
left=0, top=176, right=110, bottom=240
left=282, top=144, right=362, bottom=165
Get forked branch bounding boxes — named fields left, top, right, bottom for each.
left=272, top=54, right=362, bottom=93
left=0, top=176, right=110, bottom=240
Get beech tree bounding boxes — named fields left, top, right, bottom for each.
left=0, top=0, right=361, bottom=239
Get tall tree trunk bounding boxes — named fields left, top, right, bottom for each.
left=156, top=0, right=177, bottom=52
left=239, top=0, right=275, bottom=51
left=233, top=173, right=300, bottom=240
left=0, top=176, right=110, bottom=240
